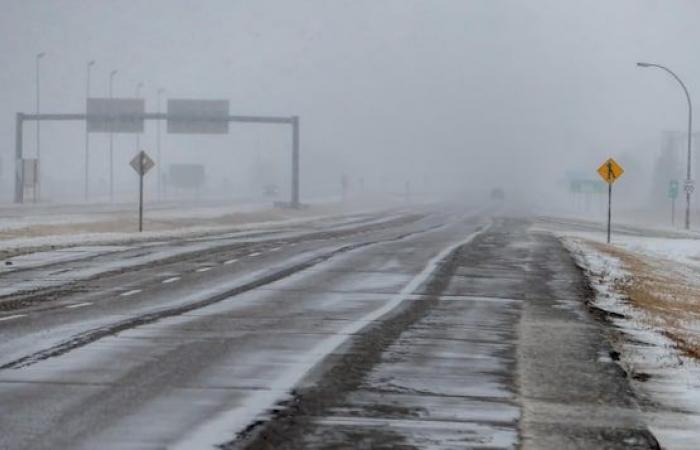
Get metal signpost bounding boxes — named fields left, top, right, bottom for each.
left=13, top=102, right=301, bottom=208
left=130, top=151, right=155, bottom=232
left=683, top=179, right=695, bottom=197
left=669, top=180, right=679, bottom=226
left=597, top=158, right=624, bottom=244
left=22, top=158, right=38, bottom=202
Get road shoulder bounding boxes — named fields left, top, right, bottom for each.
left=232, top=219, right=659, bottom=449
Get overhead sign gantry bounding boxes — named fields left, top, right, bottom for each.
left=14, top=99, right=301, bottom=207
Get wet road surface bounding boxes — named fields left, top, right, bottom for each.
left=239, top=218, right=658, bottom=449
left=0, top=210, right=660, bottom=449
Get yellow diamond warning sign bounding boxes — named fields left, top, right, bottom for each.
left=597, top=158, right=624, bottom=184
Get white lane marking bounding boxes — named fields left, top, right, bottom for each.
left=223, top=259, right=238, bottom=265
left=247, top=252, right=261, bottom=257
left=269, top=247, right=282, bottom=252
left=66, top=302, right=92, bottom=309
left=196, top=267, right=212, bottom=273
left=120, top=289, right=142, bottom=297
left=162, top=276, right=181, bottom=284
left=0, top=314, right=26, bottom=322
left=171, top=222, right=491, bottom=450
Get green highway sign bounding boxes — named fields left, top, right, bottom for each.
left=669, top=180, right=679, bottom=199
left=569, top=179, right=607, bottom=194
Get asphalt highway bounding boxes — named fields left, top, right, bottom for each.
left=0, top=207, right=659, bottom=449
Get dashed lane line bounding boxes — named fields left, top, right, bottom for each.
left=120, top=289, right=142, bottom=297
left=171, top=222, right=490, bottom=450
left=196, top=267, right=212, bottom=273
left=247, top=252, right=262, bottom=257
left=65, top=302, right=92, bottom=309
left=0, top=220, right=449, bottom=371
left=162, top=277, right=181, bottom=284
left=0, top=314, right=26, bottom=322
left=223, top=259, right=238, bottom=265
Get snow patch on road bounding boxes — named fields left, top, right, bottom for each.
left=171, top=224, right=490, bottom=450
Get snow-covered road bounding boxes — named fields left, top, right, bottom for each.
left=0, top=211, right=661, bottom=449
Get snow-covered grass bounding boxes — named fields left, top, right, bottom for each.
left=0, top=198, right=406, bottom=259
left=561, top=238, right=632, bottom=317
left=562, top=231, right=700, bottom=267
left=557, top=231, right=700, bottom=450
left=0, top=215, right=313, bottom=259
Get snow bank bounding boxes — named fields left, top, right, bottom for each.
left=562, top=237, right=700, bottom=450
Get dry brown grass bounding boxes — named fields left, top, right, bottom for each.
left=588, top=240, right=700, bottom=360
left=0, top=205, right=334, bottom=240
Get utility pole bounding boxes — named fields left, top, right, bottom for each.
left=108, top=69, right=117, bottom=202
left=606, top=162, right=612, bottom=244
left=135, top=82, right=143, bottom=151
left=35, top=52, right=45, bottom=203
left=84, top=60, right=95, bottom=201
left=291, top=116, right=300, bottom=208
left=157, top=88, right=165, bottom=201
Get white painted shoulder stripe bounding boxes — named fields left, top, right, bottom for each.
left=171, top=221, right=490, bottom=450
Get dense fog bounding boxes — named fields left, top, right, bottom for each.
left=1, top=0, right=699, bottom=217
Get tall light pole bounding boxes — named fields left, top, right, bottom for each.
left=135, top=82, right=144, bottom=151
left=35, top=52, right=46, bottom=203
left=109, top=69, right=118, bottom=202
left=84, top=60, right=95, bottom=201
left=157, top=88, right=165, bottom=201
left=637, top=62, right=693, bottom=229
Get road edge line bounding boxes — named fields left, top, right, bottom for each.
left=171, top=220, right=491, bottom=450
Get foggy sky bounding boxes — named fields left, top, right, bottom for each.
left=1, top=0, right=699, bottom=207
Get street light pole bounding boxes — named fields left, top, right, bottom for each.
left=156, top=88, right=165, bottom=201
left=109, top=69, right=118, bottom=203
left=637, top=62, right=694, bottom=230
left=84, top=60, right=95, bottom=201
left=135, top=82, right=143, bottom=150
left=35, top=52, right=45, bottom=203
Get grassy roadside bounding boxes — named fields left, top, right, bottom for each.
left=587, top=241, right=700, bottom=361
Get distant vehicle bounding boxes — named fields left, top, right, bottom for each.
left=490, top=188, right=505, bottom=201
left=263, top=184, right=279, bottom=197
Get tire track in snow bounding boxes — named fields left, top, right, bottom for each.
left=0, top=221, right=453, bottom=371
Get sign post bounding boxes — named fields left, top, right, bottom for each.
left=22, top=158, right=38, bottom=204
left=130, top=151, right=155, bottom=232
left=597, top=158, right=624, bottom=244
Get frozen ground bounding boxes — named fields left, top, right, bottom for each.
left=0, top=196, right=406, bottom=258
left=538, top=219, right=700, bottom=450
